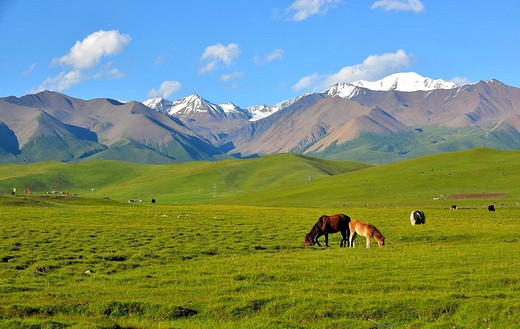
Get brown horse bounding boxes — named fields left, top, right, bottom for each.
left=305, top=214, right=350, bottom=248
left=349, top=220, right=385, bottom=248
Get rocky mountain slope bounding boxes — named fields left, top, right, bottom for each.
left=0, top=91, right=226, bottom=163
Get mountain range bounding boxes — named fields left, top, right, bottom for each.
left=1, top=72, right=520, bottom=164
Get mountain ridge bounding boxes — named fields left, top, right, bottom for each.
left=1, top=72, right=520, bottom=164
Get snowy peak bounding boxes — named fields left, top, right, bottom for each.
left=169, top=94, right=221, bottom=116
left=323, top=83, right=360, bottom=98
left=142, top=97, right=175, bottom=113
left=247, top=92, right=319, bottom=121
left=324, top=72, right=458, bottom=99
left=248, top=104, right=279, bottom=121
left=351, top=72, right=458, bottom=92
left=144, top=73, right=461, bottom=121
left=143, top=94, right=250, bottom=120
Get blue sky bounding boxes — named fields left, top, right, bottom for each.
left=1, top=0, right=519, bottom=108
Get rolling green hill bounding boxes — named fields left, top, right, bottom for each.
left=0, top=153, right=370, bottom=204
left=0, top=148, right=518, bottom=207
left=212, top=148, right=519, bottom=208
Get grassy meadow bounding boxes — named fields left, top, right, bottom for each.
left=1, top=148, right=519, bottom=328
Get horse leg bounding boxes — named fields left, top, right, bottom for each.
left=349, top=232, right=356, bottom=248
left=366, top=236, right=371, bottom=248
left=324, top=233, right=329, bottom=247
left=315, top=232, right=323, bottom=247
left=340, top=230, right=347, bottom=248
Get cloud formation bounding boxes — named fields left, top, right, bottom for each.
left=450, top=77, right=471, bottom=86
left=287, top=0, right=341, bottom=21
left=292, top=49, right=414, bottom=91
left=22, top=63, right=37, bottom=76
left=199, top=43, right=241, bottom=75
left=147, top=80, right=182, bottom=99
left=254, top=49, right=285, bottom=65
left=34, top=70, right=84, bottom=93
left=33, top=30, right=131, bottom=94
left=52, top=30, right=131, bottom=70
left=219, top=72, right=244, bottom=82
left=371, top=0, right=425, bottom=12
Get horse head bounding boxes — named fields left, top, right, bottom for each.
left=377, top=236, right=385, bottom=247
left=304, top=233, right=314, bottom=247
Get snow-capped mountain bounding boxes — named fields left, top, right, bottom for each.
left=248, top=104, right=279, bottom=121
left=2, top=73, right=520, bottom=165
left=324, top=72, right=458, bottom=99
left=247, top=93, right=313, bottom=121
left=144, top=73, right=460, bottom=122
left=142, top=97, right=175, bottom=113
left=323, top=83, right=360, bottom=98
left=350, top=72, right=457, bottom=92
left=144, top=94, right=250, bottom=120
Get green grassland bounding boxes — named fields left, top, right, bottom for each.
left=307, top=125, right=520, bottom=164
left=1, top=148, right=519, bottom=328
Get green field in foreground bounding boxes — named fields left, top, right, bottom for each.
left=0, top=199, right=519, bottom=328
left=1, top=148, right=519, bottom=328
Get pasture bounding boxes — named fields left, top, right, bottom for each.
left=1, top=198, right=520, bottom=328
left=1, top=148, right=520, bottom=328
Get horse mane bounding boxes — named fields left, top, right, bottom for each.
left=307, top=222, right=322, bottom=238
left=372, top=225, right=384, bottom=240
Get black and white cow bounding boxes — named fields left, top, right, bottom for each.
left=410, top=210, right=426, bottom=225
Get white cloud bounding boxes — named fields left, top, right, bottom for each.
left=219, top=72, right=244, bottom=82
left=32, top=70, right=83, bottom=93
left=22, top=63, right=37, bottom=76
left=147, top=80, right=182, bottom=99
left=92, top=61, right=127, bottom=80
left=292, top=49, right=414, bottom=92
left=292, top=73, right=320, bottom=92
left=450, top=77, right=472, bottom=86
left=34, top=30, right=131, bottom=93
left=287, top=0, right=341, bottom=21
left=153, top=55, right=171, bottom=67
left=371, top=0, right=425, bottom=12
left=254, top=49, right=285, bottom=65
left=52, top=30, right=131, bottom=70
left=199, top=43, right=241, bottom=75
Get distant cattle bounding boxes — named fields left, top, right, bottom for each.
left=451, top=205, right=458, bottom=210
left=488, top=205, right=495, bottom=212
left=410, top=210, right=425, bottom=225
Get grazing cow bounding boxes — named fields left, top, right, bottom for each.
left=451, top=205, right=458, bottom=210
left=410, top=210, right=425, bottom=225
left=488, top=205, right=495, bottom=212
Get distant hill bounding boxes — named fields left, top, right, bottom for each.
left=0, top=149, right=517, bottom=208
left=0, top=153, right=370, bottom=203
left=203, top=148, right=520, bottom=207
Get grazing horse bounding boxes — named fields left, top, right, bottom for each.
left=349, top=220, right=385, bottom=248
left=304, top=214, right=350, bottom=248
